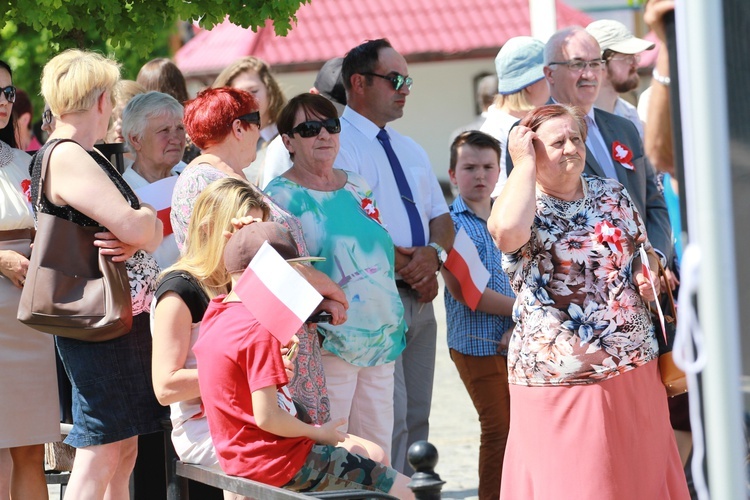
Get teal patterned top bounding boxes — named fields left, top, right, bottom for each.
left=265, top=170, right=406, bottom=367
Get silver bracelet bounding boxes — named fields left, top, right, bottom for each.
left=652, top=68, right=671, bottom=87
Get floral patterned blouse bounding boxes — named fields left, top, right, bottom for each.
left=502, top=174, right=658, bottom=387
left=169, top=161, right=330, bottom=424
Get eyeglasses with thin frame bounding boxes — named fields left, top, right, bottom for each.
left=548, top=59, right=606, bottom=72
left=236, top=111, right=261, bottom=127
left=287, top=118, right=341, bottom=138
left=606, top=54, right=641, bottom=66
left=0, top=86, right=16, bottom=104
left=42, top=109, right=52, bottom=125
left=361, top=72, right=413, bottom=91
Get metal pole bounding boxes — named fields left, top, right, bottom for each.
left=677, top=1, right=745, bottom=498
left=407, top=441, right=445, bottom=500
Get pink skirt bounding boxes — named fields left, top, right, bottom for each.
left=500, top=360, right=689, bottom=500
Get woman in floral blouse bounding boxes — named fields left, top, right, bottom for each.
left=488, top=104, right=689, bottom=499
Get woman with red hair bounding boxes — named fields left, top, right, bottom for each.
left=169, top=86, right=343, bottom=427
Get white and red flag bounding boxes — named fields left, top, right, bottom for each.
left=639, top=244, right=666, bottom=341
left=135, top=176, right=178, bottom=237
left=233, top=241, right=323, bottom=345
left=443, top=227, right=490, bottom=311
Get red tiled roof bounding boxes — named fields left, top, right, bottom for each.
left=176, top=0, right=593, bottom=77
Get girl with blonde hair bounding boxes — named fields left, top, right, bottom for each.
left=152, top=178, right=269, bottom=489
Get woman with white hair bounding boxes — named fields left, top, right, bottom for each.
left=481, top=36, right=550, bottom=197
left=122, top=91, right=186, bottom=268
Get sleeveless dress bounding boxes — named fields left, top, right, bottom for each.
left=0, top=143, right=59, bottom=448
left=30, top=139, right=167, bottom=447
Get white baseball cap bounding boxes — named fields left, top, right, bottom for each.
left=586, top=20, right=655, bottom=55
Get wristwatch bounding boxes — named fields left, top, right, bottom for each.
left=428, top=242, right=447, bottom=269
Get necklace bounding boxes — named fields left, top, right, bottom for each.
left=538, top=178, right=589, bottom=219
left=0, top=140, right=13, bottom=168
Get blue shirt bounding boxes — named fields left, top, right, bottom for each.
left=444, top=195, right=515, bottom=356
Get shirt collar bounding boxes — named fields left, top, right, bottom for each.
left=451, top=194, right=471, bottom=215
left=451, top=194, right=495, bottom=219
left=584, top=107, right=598, bottom=127
left=259, top=123, right=278, bottom=142
left=342, top=106, right=386, bottom=142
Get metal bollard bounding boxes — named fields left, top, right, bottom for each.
left=407, top=441, right=445, bottom=500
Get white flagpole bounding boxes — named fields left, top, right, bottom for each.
left=528, top=0, right=556, bottom=42
left=677, top=0, right=745, bottom=497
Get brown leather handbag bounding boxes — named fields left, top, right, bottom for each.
left=649, top=257, right=688, bottom=398
left=17, top=140, right=132, bottom=341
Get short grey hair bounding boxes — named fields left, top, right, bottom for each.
left=121, top=91, right=184, bottom=153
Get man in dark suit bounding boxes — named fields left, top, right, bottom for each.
left=509, top=26, right=673, bottom=263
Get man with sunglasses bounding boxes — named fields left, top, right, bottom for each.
left=531, top=26, right=673, bottom=266
left=587, top=19, right=655, bottom=140
left=335, top=38, right=454, bottom=475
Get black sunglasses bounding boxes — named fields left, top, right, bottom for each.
left=236, top=111, right=261, bottom=127
left=361, top=72, right=413, bottom=91
left=1, top=86, right=16, bottom=104
left=288, top=118, right=341, bottom=138
left=42, top=109, right=52, bottom=125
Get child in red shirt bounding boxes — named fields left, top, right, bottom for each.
left=194, top=222, right=414, bottom=498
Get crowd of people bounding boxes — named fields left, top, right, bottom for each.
left=0, top=0, right=692, bottom=498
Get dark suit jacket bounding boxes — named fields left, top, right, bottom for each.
left=505, top=106, right=673, bottom=262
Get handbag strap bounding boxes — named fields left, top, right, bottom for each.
left=34, top=138, right=78, bottom=209
left=653, top=256, right=677, bottom=321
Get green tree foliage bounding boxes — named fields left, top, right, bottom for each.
left=1, top=0, right=307, bottom=119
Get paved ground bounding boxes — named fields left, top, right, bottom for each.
left=428, top=278, right=480, bottom=499
left=49, top=278, right=482, bottom=500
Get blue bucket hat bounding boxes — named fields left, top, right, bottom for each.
left=495, top=36, right=546, bottom=95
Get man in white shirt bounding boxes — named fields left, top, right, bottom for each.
left=587, top=19, right=655, bottom=140
left=334, top=38, right=454, bottom=475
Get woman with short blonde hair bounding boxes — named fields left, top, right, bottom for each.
left=42, top=49, right=120, bottom=117
left=35, top=49, right=165, bottom=500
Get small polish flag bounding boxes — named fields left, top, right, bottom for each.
left=234, top=241, right=323, bottom=345
left=639, top=245, right=666, bottom=341
left=443, top=227, right=490, bottom=311
left=135, top=176, right=178, bottom=237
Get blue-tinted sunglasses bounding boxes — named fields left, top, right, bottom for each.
left=362, top=72, right=413, bottom=91
left=0, top=86, right=16, bottom=103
